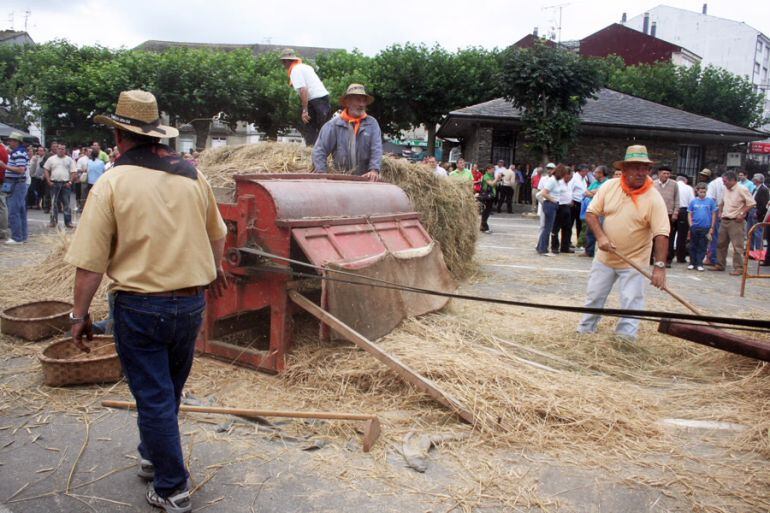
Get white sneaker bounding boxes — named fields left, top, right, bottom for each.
left=697, top=266, right=704, bottom=272
left=687, top=264, right=694, bottom=270
left=146, top=484, right=191, bottom=513
left=4, top=239, right=22, bottom=245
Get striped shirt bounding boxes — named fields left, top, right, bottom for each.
left=6, top=145, right=29, bottom=180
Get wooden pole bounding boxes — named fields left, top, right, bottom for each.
left=101, top=400, right=381, bottom=452
left=288, top=290, right=477, bottom=426
left=611, top=249, right=705, bottom=318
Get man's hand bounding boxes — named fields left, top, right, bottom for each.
left=46, top=179, right=53, bottom=186
left=65, top=181, right=71, bottom=189
left=209, top=267, right=229, bottom=298
left=362, top=170, right=380, bottom=182
left=301, top=110, right=311, bottom=124
left=651, top=266, right=666, bottom=289
left=72, top=316, right=94, bottom=353
left=597, top=236, right=616, bottom=253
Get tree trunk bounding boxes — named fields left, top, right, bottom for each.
left=191, top=120, right=211, bottom=150
left=426, top=124, right=437, bottom=157
left=167, top=114, right=177, bottom=151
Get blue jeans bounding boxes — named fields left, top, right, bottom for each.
left=707, top=217, right=720, bottom=264
left=6, top=180, right=28, bottom=242
left=49, top=181, right=72, bottom=226
left=537, top=201, right=558, bottom=253
left=746, top=208, right=763, bottom=250
left=689, top=227, right=709, bottom=267
left=113, top=292, right=206, bottom=498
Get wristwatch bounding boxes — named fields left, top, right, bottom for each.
left=653, top=261, right=666, bottom=269
left=69, top=312, right=90, bottom=325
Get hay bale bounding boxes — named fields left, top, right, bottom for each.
left=198, top=142, right=478, bottom=279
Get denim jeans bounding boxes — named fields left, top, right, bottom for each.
left=707, top=217, right=720, bottom=264
left=49, top=181, right=72, bottom=226
left=113, top=292, right=206, bottom=498
left=746, top=208, right=764, bottom=250
left=0, top=192, right=9, bottom=240
left=6, top=180, right=28, bottom=242
left=537, top=201, right=557, bottom=253
left=689, top=227, right=709, bottom=267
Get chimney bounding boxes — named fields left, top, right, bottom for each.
left=650, top=21, right=657, bottom=37
left=642, top=12, right=650, bottom=34
left=702, top=3, right=708, bottom=14
left=533, top=26, right=539, bottom=37
left=621, top=12, right=627, bottom=24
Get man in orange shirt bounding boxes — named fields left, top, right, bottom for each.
left=577, top=145, right=670, bottom=340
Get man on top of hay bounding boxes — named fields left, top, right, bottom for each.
left=312, top=83, right=383, bottom=182
left=577, top=145, right=670, bottom=341
left=65, top=90, right=228, bottom=513
left=279, top=48, right=332, bottom=146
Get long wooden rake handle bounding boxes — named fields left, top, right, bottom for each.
left=611, top=250, right=705, bottom=318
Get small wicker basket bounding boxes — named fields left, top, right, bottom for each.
left=1, top=300, right=72, bottom=341
left=39, top=335, right=123, bottom=387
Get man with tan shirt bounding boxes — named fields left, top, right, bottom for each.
left=65, top=90, right=228, bottom=513
left=653, top=166, right=679, bottom=267
left=577, top=145, right=670, bottom=340
left=711, top=170, right=756, bottom=275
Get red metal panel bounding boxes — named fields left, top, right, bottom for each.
left=292, top=217, right=431, bottom=266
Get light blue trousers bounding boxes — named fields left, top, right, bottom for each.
left=577, top=259, right=646, bottom=339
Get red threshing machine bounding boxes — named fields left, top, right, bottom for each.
left=196, top=173, right=456, bottom=373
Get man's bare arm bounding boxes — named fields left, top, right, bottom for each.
left=650, top=235, right=668, bottom=289
left=71, top=268, right=103, bottom=351
left=208, top=237, right=228, bottom=298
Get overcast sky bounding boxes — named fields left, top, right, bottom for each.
left=2, top=0, right=769, bottom=54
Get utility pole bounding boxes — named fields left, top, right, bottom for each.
left=23, top=10, right=31, bottom=32
left=542, top=2, right=570, bottom=44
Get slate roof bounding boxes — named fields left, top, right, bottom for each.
left=135, top=40, right=341, bottom=60
left=439, top=88, right=766, bottom=139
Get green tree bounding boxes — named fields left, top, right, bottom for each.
left=153, top=48, right=259, bottom=147
left=315, top=49, right=372, bottom=105
left=0, top=44, right=35, bottom=130
left=601, top=58, right=764, bottom=128
left=498, top=42, right=603, bottom=162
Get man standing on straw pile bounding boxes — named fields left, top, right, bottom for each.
left=313, top=83, right=382, bottom=181
left=577, top=145, right=670, bottom=341
left=280, top=48, right=332, bottom=146
left=65, top=90, right=228, bottom=513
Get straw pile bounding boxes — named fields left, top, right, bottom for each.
left=198, top=142, right=478, bottom=278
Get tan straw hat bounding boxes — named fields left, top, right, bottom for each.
left=6, top=131, right=25, bottom=142
left=613, top=144, right=655, bottom=170
left=340, top=83, right=374, bottom=105
left=698, top=168, right=712, bottom=177
left=94, top=90, right=179, bottom=139
left=279, top=48, right=300, bottom=61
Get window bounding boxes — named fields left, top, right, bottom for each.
left=678, top=145, right=702, bottom=179
left=755, top=62, right=761, bottom=77
left=491, top=129, right=514, bottom=166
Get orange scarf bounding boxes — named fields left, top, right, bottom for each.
left=621, top=175, right=654, bottom=206
left=287, top=59, right=302, bottom=86
left=340, top=109, right=368, bottom=136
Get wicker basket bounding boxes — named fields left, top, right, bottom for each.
left=39, top=335, right=123, bottom=387
left=1, top=300, right=73, bottom=341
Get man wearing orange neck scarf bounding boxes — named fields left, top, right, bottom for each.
left=312, top=84, right=383, bottom=182
left=279, top=49, right=331, bottom=146
left=576, top=145, right=670, bottom=341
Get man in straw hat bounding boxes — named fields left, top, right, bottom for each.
left=1, top=131, right=30, bottom=244
left=313, top=83, right=383, bottom=181
left=280, top=48, right=331, bottom=146
left=577, top=145, right=670, bottom=340
left=65, top=90, right=228, bottom=513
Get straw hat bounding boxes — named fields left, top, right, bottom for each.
left=93, top=90, right=179, bottom=139
left=279, top=48, right=300, bottom=61
left=340, top=83, right=374, bottom=105
left=6, top=131, right=25, bottom=142
left=613, top=145, right=655, bottom=170
left=698, top=168, right=712, bottom=177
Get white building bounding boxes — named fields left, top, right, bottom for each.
left=626, top=5, right=770, bottom=136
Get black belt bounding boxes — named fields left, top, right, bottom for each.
left=52, top=180, right=69, bottom=183
left=3, top=177, right=25, bottom=182
left=119, top=286, right=204, bottom=297
left=309, top=95, right=329, bottom=104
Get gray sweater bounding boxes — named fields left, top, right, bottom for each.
left=312, top=114, right=383, bottom=175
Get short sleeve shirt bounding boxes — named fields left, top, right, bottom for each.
left=290, top=63, right=329, bottom=100
left=44, top=155, right=75, bottom=181
left=65, top=165, right=228, bottom=293
left=587, top=178, right=670, bottom=269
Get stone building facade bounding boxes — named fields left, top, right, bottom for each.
left=437, top=89, right=766, bottom=182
